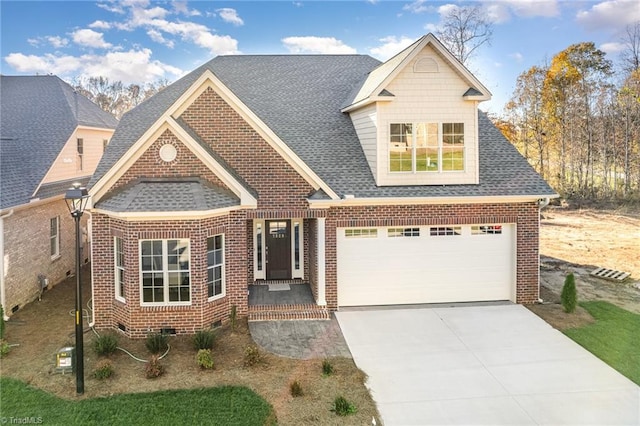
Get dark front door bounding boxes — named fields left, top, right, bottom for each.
left=266, top=220, right=291, bottom=280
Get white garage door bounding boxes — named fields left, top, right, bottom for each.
left=337, top=224, right=515, bottom=306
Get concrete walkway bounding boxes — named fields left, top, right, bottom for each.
left=336, top=304, right=640, bottom=425
left=248, top=315, right=351, bottom=359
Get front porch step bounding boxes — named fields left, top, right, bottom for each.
left=248, top=303, right=330, bottom=321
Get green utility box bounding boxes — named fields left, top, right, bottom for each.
left=55, top=346, right=75, bottom=374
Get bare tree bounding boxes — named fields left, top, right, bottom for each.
left=435, top=5, right=493, bottom=66
left=620, top=22, right=640, bottom=74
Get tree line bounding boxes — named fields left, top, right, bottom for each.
left=497, top=24, right=640, bottom=201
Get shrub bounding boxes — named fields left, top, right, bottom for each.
left=92, top=333, right=118, bottom=357
left=0, top=339, right=10, bottom=358
left=193, top=329, right=215, bottom=351
left=145, top=355, right=164, bottom=379
left=561, top=273, right=578, bottom=313
left=94, top=359, right=114, bottom=380
left=196, top=349, right=215, bottom=369
left=322, top=359, right=334, bottom=376
left=243, top=345, right=263, bottom=367
left=0, top=305, right=5, bottom=339
left=229, top=305, right=237, bottom=332
left=145, top=332, right=168, bottom=355
left=289, top=380, right=304, bottom=397
left=331, top=396, right=357, bottom=416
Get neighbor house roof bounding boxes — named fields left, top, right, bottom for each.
left=0, top=75, right=118, bottom=210
left=91, top=48, right=555, bottom=203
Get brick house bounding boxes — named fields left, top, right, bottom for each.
left=0, top=75, right=118, bottom=318
left=88, top=34, right=556, bottom=337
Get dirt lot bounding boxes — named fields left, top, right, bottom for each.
left=530, top=206, right=640, bottom=329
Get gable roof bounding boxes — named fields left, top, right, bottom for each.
left=0, top=75, right=118, bottom=210
left=342, top=33, right=491, bottom=112
left=91, top=50, right=555, bottom=204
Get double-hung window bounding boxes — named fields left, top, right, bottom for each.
left=207, top=235, right=224, bottom=299
left=50, top=216, right=60, bottom=258
left=115, top=237, right=125, bottom=301
left=140, top=239, right=190, bottom=305
left=390, top=122, right=464, bottom=172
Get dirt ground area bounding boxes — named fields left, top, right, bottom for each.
left=529, top=206, right=640, bottom=329
left=0, top=268, right=379, bottom=425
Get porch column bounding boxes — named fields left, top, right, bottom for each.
left=316, top=217, right=327, bottom=306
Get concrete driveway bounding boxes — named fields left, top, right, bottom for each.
left=336, top=304, right=640, bottom=425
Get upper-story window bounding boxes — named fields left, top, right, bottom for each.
left=389, top=123, right=464, bottom=173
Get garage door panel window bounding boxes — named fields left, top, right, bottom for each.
left=388, top=228, right=420, bottom=237
left=390, top=122, right=464, bottom=173
left=345, top=229, right=378, bottom=238
left=430, top=227, right=461, bottom=236
left=471, top=225, right=503, bottom=235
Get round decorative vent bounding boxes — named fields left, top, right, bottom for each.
left=159, top=143, right=177, bottom=162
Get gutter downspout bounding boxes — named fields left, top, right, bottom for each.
left=0, top=209, right=15, bottom=320
left=537, top=198, right=550, bottom=303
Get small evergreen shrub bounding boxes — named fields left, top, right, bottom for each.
left=229, top=305, right=237, bottom=332
left=0, top=339, right=10, bottom=358
left=0, top=305, right=5, bottom=339
left=331, top=396, right=357, bottom=416
left=243, top=345, right=263, bottom=367
left=145, top=355, right=164, bottom=379
left=145, top=332, right=168, bottom=355
left=94, top=359, right=114, bottom=380
left=196, top=349, right=215, bottom=369
left=92, top=333, right=118, bottom=356
left=561, top=273, right=578, bottom=313
left=193, top=329, right=215, bottom=351
left=322, top=359, right=334, bottom=376
left=289, top=380, right=304, bottom=397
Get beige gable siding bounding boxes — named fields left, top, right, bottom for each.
left=374, top=44, right=479, bottom=186
left=41, top=127, right=114, bottom=185
left=349, top=104, right=378, bottom=179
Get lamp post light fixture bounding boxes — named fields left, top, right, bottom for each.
left=64, top=183, right=89, bottom=395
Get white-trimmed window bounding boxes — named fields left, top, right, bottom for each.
left=115, top=237, right=125, bottom=301
left=430, top=226, right=461, bottom=236
left=292, top=220, right=303, bottom=278
left=50, top=216, right=60, bottom=258
left=390, top=122, right=464, bottom=173
left=471, top=225, right=503, bottom=235
left=345, top=228, right=378, bottom=238
left=388, top=228, right=420, bottom=237
left=207, top=235, right=224, bottom=299
left=140, top=239, right=190, bottom=305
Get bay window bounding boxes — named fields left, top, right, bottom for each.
left=140, top=239, right=190, bottom=305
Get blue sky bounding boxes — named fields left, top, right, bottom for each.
left=1, top=1, right=638, bottom=113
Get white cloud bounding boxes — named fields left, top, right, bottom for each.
left=47, top=36, right=69, bottom=48
left=172, top=1, right=201, bottom=16
left=4, top=48, right=183, bottom=85
left=600, top=42, right=626, bottom=55
left=96, top=1, right=125, bottom=14
left=217, top=8, right=244, bottom=26
left=27, top=38, right=40, bottom=47
left=89, top=20, right=112, bottom=29
left=509, top=52, right=524, bottom=63
left=403, top=0, right=434, bottom=14
left=72, top=29, right=112, bottom=49
left=147, top=29, right=174, bottom=48
left=576, top=0, right=640, bottom=31
left=144, top=19, right=239, bottom=54
left=500, top=0, right=559, bottom=18
left=369, top=36, right=416, bottom=60
left=282, top=36, right=357, bottom=54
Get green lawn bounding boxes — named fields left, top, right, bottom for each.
left=0, top=377, right=275, bottom=425
left=563, top=301, right=640, bottom=386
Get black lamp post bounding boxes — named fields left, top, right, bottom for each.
left=64, top=183, right=89, bottom=395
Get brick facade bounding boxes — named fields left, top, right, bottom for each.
left=3, top=199, right=89, bottom=316
left=90, top=85, right=542, bottom=338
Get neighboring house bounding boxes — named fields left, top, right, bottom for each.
left=89, top=34, right=556, bottom=338
left=0, top=75, right=118, bottom=319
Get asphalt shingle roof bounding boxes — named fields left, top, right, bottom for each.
left=95, top=178, right=239, bottom=212
left=1, top=75, right=118, bottom=210
left=91, top=55, right=555, bottom=202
